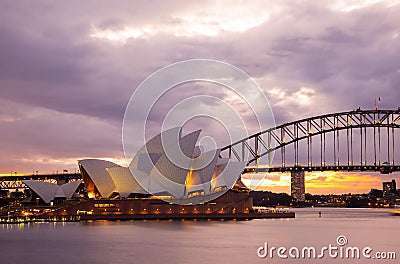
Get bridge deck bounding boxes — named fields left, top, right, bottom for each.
left=0, top=173, right=82, bottom=190
left=0, top=173, right=81, bottom=181
left=244, top=165, right=400, bottom=173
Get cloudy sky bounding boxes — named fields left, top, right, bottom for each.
left=1, top=0, right=399, bottom=194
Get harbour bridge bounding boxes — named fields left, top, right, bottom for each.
left=1, top=109, right=400, bottom=191
left=220, top=109, right=400, bottom=174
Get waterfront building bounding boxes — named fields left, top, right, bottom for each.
left=383, top=179, right=397, bottom=196
left=291, top=171, right=305, bottom=202
left=78, top=127, right=246, bottom=204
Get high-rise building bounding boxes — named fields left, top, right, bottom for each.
left=383, top=179, right=397, bottom=196
left=291, top=171, right=305, bottom=201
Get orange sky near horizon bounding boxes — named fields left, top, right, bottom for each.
left=241, top=171, right=398, bottom=195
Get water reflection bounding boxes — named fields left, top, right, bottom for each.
left=0, top=208, right=398, bottom=264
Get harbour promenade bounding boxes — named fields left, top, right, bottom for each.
left=0, top=211, right=295, bottom=224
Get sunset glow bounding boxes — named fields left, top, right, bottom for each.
left=242, top=171, right=393, bottom=194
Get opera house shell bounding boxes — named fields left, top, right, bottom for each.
left=79, top=127, right=246, bottom=204
left=23, top=180, right=82, bottom=204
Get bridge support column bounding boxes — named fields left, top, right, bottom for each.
left=291, top=171, right=305, bottom=202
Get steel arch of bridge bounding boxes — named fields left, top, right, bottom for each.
left=220, top=109, right=400, bottom=173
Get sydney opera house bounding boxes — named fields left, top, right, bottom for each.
left=29, top=127, right=257, bottom=219
left=79, top=127, right=246, bottom=202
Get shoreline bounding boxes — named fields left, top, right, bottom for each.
left=0, top=212, right=295, bottom=224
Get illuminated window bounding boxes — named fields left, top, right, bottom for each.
left=187, top=191, right=205, bottom=198
left=94, top=203, right=118, bottom=208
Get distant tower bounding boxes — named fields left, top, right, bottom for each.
left=383, top=179, right=397, bottom=196
left=291, top=171, right=305, bottom=202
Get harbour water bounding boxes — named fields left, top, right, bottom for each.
left=0, top=208, right=398, bottom=264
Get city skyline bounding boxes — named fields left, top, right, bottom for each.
left=243, top=171, right=400, bottom=195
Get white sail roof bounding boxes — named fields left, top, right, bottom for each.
left=23, top=180, right=82, bottom=204
left=132, top=129, right=201, bottom=199
left=129, top=167, right=168, bottom=195
left=129, top=127, right=182, bottom=170
left=212, top=161, right=246, bottom=191
left=78, top=159, right=119, bottom=198
left=106, top=167, right=147, bottom=198
left=23, top=180, right=59, bottom=204
left=60, top=180, right=83, bottom=198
